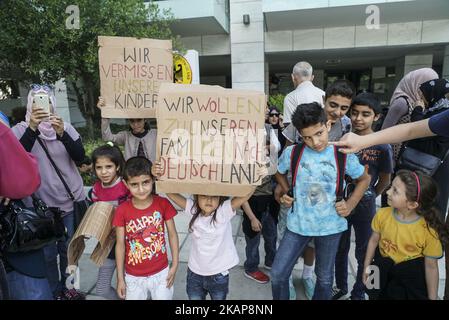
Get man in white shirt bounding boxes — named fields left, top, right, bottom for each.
left=283, top=61, right=325, bottom=125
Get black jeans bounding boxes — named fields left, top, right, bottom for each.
left=334, top=196, right=375, bottom=299
left=243, top=195, right=277, bottom=272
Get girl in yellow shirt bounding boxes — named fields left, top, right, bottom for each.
left=363, top=170, right=449, bottom=300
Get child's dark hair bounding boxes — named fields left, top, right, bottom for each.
left=188, top=195, right=228, bottom=232
left=325, top=79, right=355, bottom=100
left=396, top=170, right=449, bottom=246
left=123, top=156, right=153, bottom=181
left=292, top=102, right=326, bottom=132
left=128, top=118, right=150, bottom=131
left=91, top=143, right=125, bottom=176
left=76, top=156, right=92, bottom=167
left=351, top=92, right=382, bottom=114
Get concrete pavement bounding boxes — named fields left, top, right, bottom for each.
left=77, top=208, right=446, bottom=300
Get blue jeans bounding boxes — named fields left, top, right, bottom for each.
left=186, top=268, right=229, bottom=300
left=271, top=229, right=342, bottom=300
left=43, top=212, right=75, bottom=295
left=335, top=197, right=374, bottom=299
left=244, top=210, right=277, bottom=272
left=6, top=271, right=53, bottom=300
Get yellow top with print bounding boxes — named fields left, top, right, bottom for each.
left=372, top=207, right=443, bottom=264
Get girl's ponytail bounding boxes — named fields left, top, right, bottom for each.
left=396, top=170, right=449, bottom=246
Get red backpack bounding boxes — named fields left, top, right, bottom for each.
left=289, top=143, right=353, bottom=202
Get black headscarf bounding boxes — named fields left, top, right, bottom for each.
left=419, top=79, right=449, bottom=108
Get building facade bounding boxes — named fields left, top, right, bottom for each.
left=157, top=0, right=449, bottom=106
left=3, top=0, right=448, bottom=125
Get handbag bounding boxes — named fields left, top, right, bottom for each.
left=0, top=197, right=66, bottom=253
left=36, top=137, right=89, bottom=231
left=72, top=199, right=89, bottom=231
left=397, top=146, right=442, bottom=176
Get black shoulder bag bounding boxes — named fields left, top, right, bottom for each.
left=0, top=197, right=66, bottom=253
left=397, top=146, right=443, bottom=176
left=36, top=137, right=89, bottom=232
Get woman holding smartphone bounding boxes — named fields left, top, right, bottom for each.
left=10, top=84, right=87, bottom=300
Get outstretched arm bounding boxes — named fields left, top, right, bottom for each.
left=151, top=160, right=188, bottom=209
left=330, top=119, right=434, bottom=154
left=230, top=186, right=257, bottom=211
left=165, top=219, right=179, bottom=288
left=98, top=97, right=126, bottom=145
left=166, top=193, right=187, bottom=210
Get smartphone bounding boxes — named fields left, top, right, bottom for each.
left=34, top=93, right=50, bottom=113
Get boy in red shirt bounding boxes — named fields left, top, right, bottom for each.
left=113, top=157, right=179, bottom=300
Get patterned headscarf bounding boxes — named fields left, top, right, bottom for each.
left=25, top=87, right=60, bottom=140
left=419, top=78, right=449, bottom=108
left=390, top=68, right=438, bottom=105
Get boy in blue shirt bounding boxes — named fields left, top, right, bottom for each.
left=271, top=102, right=370, bottom=300
left=333, top=92, right=393, bottom=300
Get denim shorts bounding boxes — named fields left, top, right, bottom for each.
left=186, top=268, right=229, bottom=300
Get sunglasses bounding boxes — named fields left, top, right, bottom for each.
left=30, top=84, right=54, bottom=93
left=269, top=113, right=280, bottom=117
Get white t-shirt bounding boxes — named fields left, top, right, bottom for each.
left=185, top=199, right=239, bottom=276
left=283, top=81, right=325, bottom=124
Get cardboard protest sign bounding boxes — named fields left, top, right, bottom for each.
left=68, top=202, right=116, bottom=267
left=155, top=83, right=267, bottom=196
left=98, top=36, right=173, bottom=118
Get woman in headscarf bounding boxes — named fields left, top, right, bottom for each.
left=400, top=78, right=449, bottom=219
left=267, top=106, right=286, bottom=153
left=11, top=84, right=86, bottom=300
left=382, top=68, right=439, bottom=163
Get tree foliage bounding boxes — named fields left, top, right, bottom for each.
left=0, top=0, right=180, bottom=137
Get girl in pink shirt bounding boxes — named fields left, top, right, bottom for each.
left=90, top=143, right=129, bottom=299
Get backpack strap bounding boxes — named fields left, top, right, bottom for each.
left=289, top=144, right=347, bottom=201
left=333, top=146, right=347, bottom=202
left=290, top=143, right=305, bottom=189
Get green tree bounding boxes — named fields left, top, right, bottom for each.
left=268, top=94, right=285, bottom=113
left=0, top=0, right=181, bottom=138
